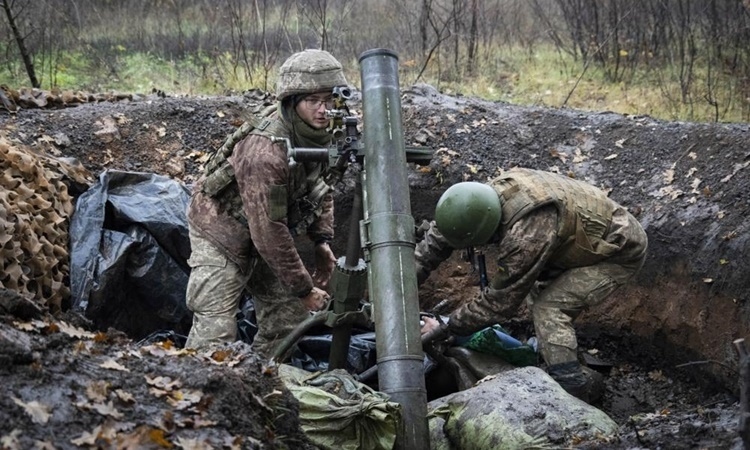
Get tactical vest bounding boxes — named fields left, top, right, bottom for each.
left=490, top=169, right=619, bottom=267
left=200, top=107, right=332, bottom=236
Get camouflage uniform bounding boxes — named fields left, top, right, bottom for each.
left=415, top=168, right=648, bottom=367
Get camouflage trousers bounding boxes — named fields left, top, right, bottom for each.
left=529, top=215, right=648, bottom=367
left=184, top=229, right=310, bottom=358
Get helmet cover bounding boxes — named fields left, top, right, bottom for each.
left=276, top=49, right=348, bottom=101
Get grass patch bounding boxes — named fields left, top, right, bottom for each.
left=1, top=43, right=746, bottom=123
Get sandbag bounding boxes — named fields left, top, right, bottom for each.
left=428, top=366, right=618, bottom=449
left=278, top=364, right=402, bottom=450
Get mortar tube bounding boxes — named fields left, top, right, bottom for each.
left=359, top=48, right=430, bottom=449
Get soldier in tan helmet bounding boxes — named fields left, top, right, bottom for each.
left=416, top=168, right=648, bottom=403
left=184, top=49, right=349, bottom=357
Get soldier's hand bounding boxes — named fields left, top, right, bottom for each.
left=301, top=286, right=329, bottom=312
left=420, top=316, right=440, bottom=335
left=312, top=242, right=336, bottom=289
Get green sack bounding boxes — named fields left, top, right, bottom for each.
left=461, top=325, right=538, bottom=367
left=278, top=365, right=402, bottom=450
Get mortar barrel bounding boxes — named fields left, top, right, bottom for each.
left=359, top=47, right=430, bottom=449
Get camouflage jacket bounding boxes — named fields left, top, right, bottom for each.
left=188, top=125, right=334, bottom=298
left=415, top=168, right=644, bottom=335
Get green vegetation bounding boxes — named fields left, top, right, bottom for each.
left=1, top=0, right=748, bottom=123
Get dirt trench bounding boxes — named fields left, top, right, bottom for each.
left=390, top=85, right=750, bottom=397
left=1, top=86, right=749, bottom=448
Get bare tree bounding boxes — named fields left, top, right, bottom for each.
left=226, top=0, right=254, bottom=85
left=1, top=0, right=39, bottom=87
left=299, top=0, right=330, bottom=50
left=466, top=0, right=478, bottom=72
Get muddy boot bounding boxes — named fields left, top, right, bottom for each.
left=548, top=361, right=605, bottom=404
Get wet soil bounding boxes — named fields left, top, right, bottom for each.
left=1, top=85, right=749, bottom=449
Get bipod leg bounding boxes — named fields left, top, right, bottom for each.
left=328, top=177, right=367, bottom=370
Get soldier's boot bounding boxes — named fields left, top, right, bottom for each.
left=548, top=360, right=605, bottom=404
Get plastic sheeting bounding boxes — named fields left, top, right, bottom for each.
left=69, top=170, right=193, bottom=339
left=291, top=330, right=378, bottom=374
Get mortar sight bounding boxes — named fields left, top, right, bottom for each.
left=333, top=86, right=352, bottom=100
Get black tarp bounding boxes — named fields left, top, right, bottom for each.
left=69, top=170, right=193, bottom=339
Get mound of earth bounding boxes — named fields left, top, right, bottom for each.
left=1, top=84, right=748, bottom=449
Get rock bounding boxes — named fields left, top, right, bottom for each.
left=93, top=116, right=121, bottom=143
left=0, top=321, right=33, bottom=364
left=0, top=288, right=43, bottom=320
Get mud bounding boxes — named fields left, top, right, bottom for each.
left=1, top=85, right=749, bottom=448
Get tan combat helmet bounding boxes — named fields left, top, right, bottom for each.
left=276, top=49, right=349, bottom=101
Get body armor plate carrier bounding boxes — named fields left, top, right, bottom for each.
left=200, top=105, right=332, bottom=236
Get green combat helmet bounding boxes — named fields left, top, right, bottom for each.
left=276, top=49, right=349, bottom=100
left=435, top=182, right=502, bottom=248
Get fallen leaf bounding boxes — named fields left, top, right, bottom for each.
left=210, top=350, right=231, bottom=363
left=149, top=387, right=170, bottom=398
left=148, top=428, right=173, bottom=448
left=12, top=321, right=38, bottom=332
left=663, top=167, right=675, bottom=184
left=91, top=401, right=124, bottom=419
left=466, top=164, right=479, bottom=174
left=58, top=321, right=96, bottom=339
left=720, top=259, right=729, bottom=265
left=175, top=437, right=213, bottom=450
left=550, top=148, right=568, bottom=163
left=146, top=375, right=182, bottom=390
left=11, top=397, right=51, bottom=424
left=70, top=425, right=102, bottom=446
left=224, top=435, right=258, bottom=450
left=100, top=359, right=130, bottom=372
left=177, top=416, right=218, bottom=429
left=572, top=148, right=588, bottom=163
left=115, top=389, right=136, bottom=404
left=167, top=389, right=204, bottom=410
left=1, top=429, right=22, bottom=449
left=86, top=380, right=111, bottom=403
left=648, top=370, right=666, bottom=381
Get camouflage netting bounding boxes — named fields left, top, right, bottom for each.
left=0, top=136, right=92, bottom=312
left=0, top=86, right=134, bottom=112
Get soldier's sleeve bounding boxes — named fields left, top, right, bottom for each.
left=232, top=136, right=314, bottom=297
left=448, top=207, right=559, bottom=336
left=307, top=189, right=334, bottom=244
left=414, top=220, right=454, bottom=285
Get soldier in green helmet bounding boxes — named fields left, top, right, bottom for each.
left=184, top=49, right=349, bottom=357
left=416, top=168, right=648, bottom=403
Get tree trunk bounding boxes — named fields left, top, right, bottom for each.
left=1, top=0, right=40, bottom=88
